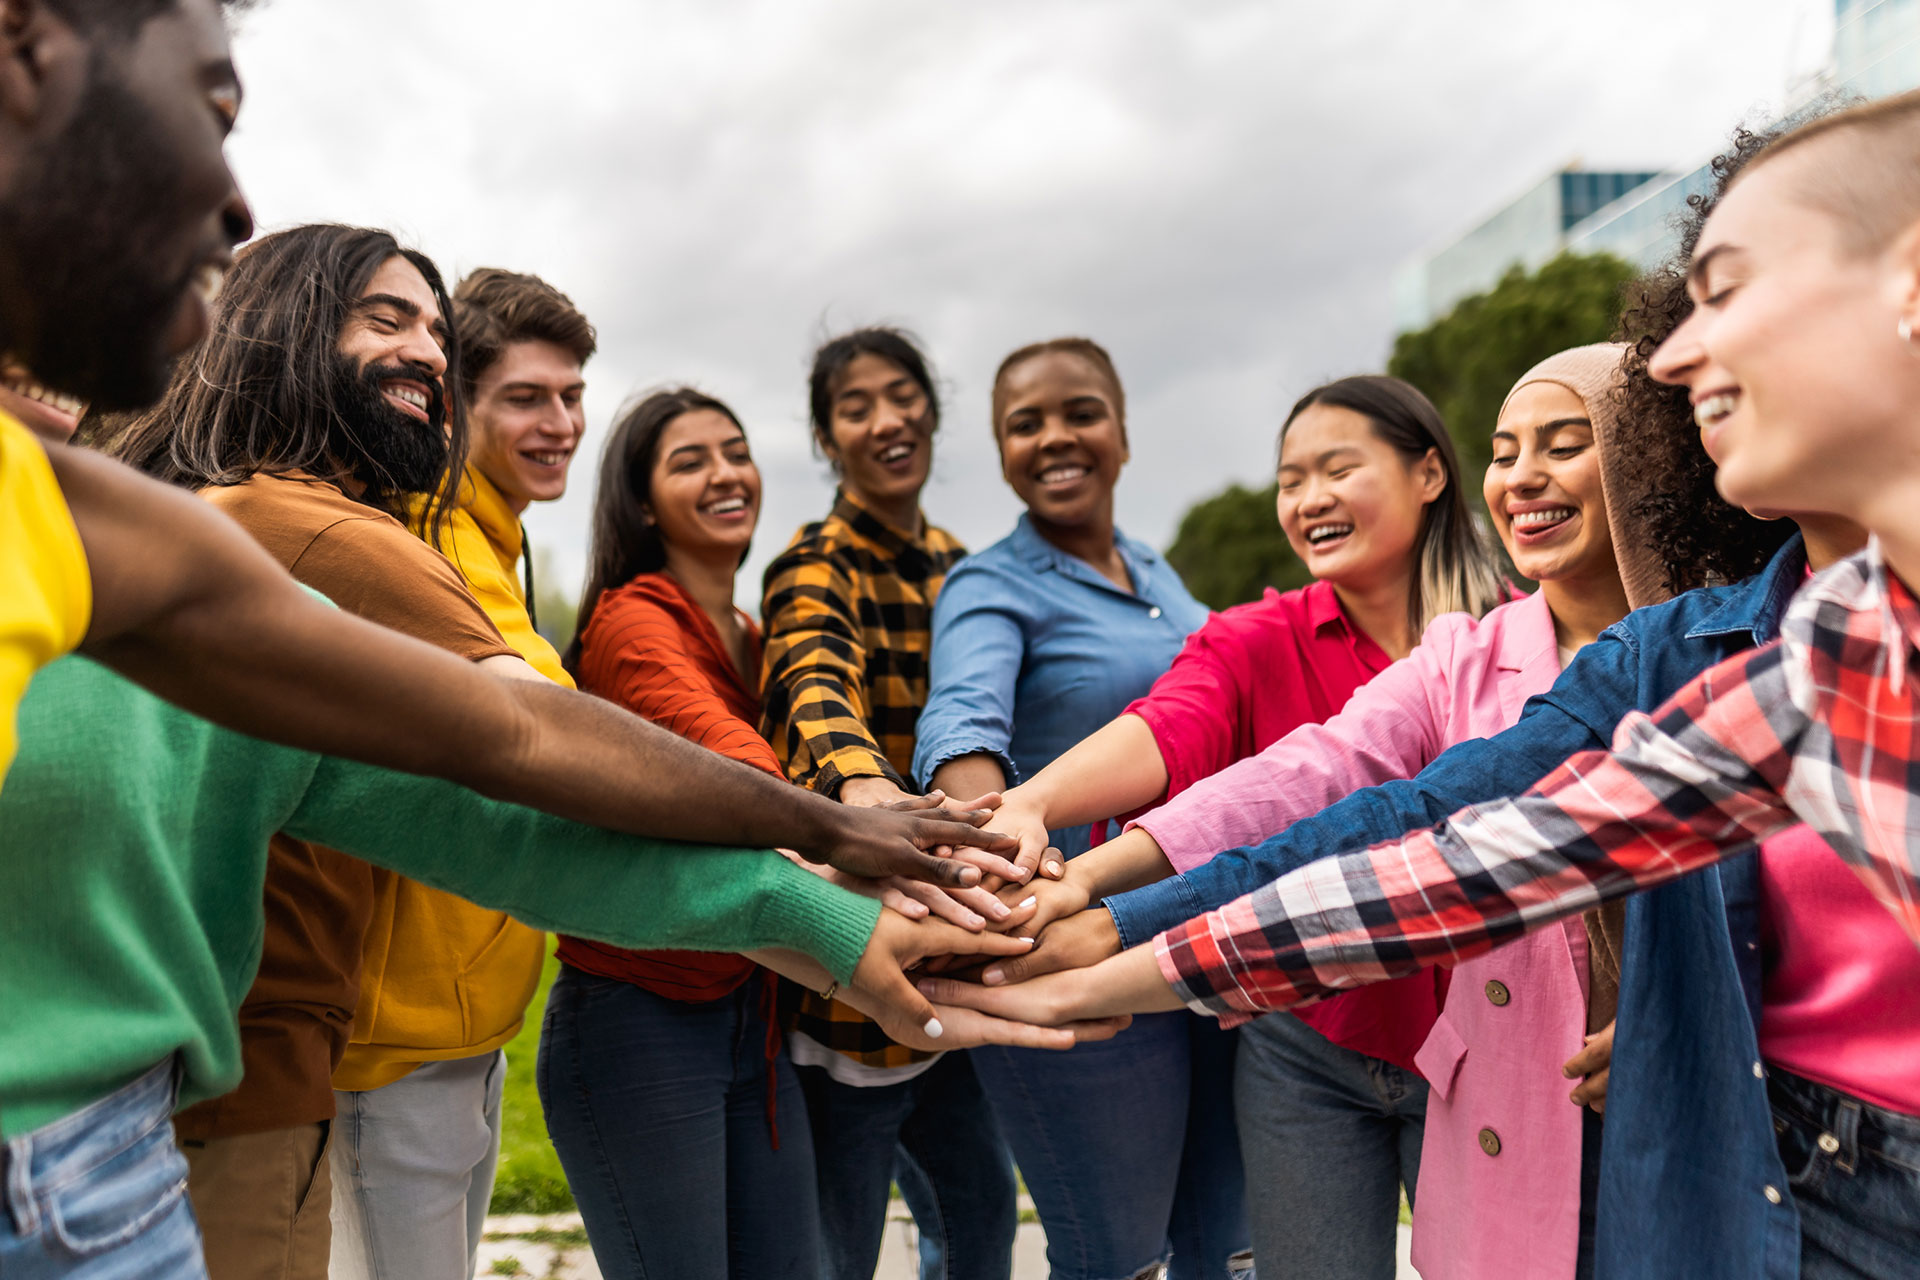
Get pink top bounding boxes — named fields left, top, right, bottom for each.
left=1759, top=824, right=1920, bottom=1116
left=1140, top=588, right=1592, bottom=1280
left=1125, top=579, right=1443, bottom=1072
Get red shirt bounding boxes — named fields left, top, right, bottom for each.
left=1125, top=578, right=1445, bottom=1072
left=557, top=572, right=777, bottom=1001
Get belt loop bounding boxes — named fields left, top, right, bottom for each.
left=3, top=1133, right=38, bottom=1237
left=1833, top=1096, right=1863, bottom=1176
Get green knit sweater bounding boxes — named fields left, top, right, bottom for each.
left=0, top=655, right=880, bottom=1137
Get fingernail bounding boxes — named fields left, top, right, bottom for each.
left=983, top=968, right=1005, bottom=986
left=923, top=1017, right=944, bottom=1038
left=1020, top=896, right=1037, bottom=909
left=1019, top=936, right=1035, bottom=946
left=1045, top=862, right=1063, bottom=877
left=987, top=902, right=1010, bottom=920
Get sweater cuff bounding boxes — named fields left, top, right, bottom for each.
left=758, top=859, right=884, bottom=985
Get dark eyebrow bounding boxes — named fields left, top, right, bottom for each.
left=358, top=293, right=421, bottom=319
left=1536, top=417, right=1591, bottom=433
left=499, top=379, right=587, bottom=395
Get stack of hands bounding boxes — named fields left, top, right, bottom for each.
left=776, top=783, right=1615, bottom=1112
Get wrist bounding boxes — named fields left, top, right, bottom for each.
left=792, top=790, right=851, bottom=862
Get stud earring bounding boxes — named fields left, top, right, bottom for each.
left=1901, top=317, right=1914, bottom=344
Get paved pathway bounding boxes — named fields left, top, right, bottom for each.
left=477, top=1213, right=1417, bottom=1278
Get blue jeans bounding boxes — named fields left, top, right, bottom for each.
left=1234, top=1013, right=1425, bottom=1280
left=973, top=1012, right=1248, bottom=1279
left=536, top=965, right=819, bottom=1279
left=1770, top=1068, right=1920, bottom=1279
left=0, top=1059, right=203, bottom=1280
left=795, top=1050, right=1016, bottom=1280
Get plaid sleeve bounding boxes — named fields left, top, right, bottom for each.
left=1158, top=641, right=1810, bottom=1017
left=759, top=543, right=900, bottom=796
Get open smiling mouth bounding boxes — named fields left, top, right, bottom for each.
left=1512, top=506, right=1577, bottom=539
left=700, top=495, right=751, bottom=519
left=1, top=370, right=85, bottom=419
left=878, top=442, right=916, bottom=468
left=1694, top=391, right=1738, bottom=430
left=1037, top=464, right=1089, bottom=487
left=1305, top=522, right=1354, bottom=550
left=521, top=448, right=571, bottom=469
left=381, top=380, right=433, bottom=422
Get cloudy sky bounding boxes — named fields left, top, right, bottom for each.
left=223, top=0, right=1834, bottom=606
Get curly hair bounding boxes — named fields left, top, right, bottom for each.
left=1610, top=124, right=1801, bottom=594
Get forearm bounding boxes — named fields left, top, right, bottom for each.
left=1065, top=826, right=1175, bottom=901
left=930, top=754, right=1008, bottom=803
left=1006, top=713, right=1168, bottom=831
left=292, top=758, right=882, bottom=982
left=1069, top=945, right=1187, bottom=1019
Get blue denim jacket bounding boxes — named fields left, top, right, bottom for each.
left=913, top=515, right=1207, bottom=859
left=1107, top=535, right=1808, bottom=1280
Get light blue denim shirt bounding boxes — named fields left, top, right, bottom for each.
left=913, top=514, right=1208, bottom=859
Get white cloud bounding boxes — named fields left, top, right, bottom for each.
left=224, top=0, right=1835, bottom=606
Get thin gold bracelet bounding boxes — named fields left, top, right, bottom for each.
left=818, top=980, right=839, bottom=1001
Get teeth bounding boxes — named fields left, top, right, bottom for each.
left=1306, top=524, right=1353, bottom=545
left=1694, top=392, right=1738, bottom=428
left=1, top=374, right=84, bottom=416
left=703, top=497, right=747, bottom=514
left=1039, top=466, right=1088, bottom=484
left=524, top=450, right=568, bottom=466
left=880, top=444, right=912, bottom=463
left=1512, top=508, right=1575, bottom=529
left=191, top=262, right=225, bottom=306
left=386, top=386, right=429, bottom=412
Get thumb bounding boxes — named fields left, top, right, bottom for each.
left=868, top=960, right=946, bottom=1041
left=917, top=918, right=1034, bottom=960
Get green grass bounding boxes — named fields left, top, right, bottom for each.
left=490, top=945, right=575, bottom=1214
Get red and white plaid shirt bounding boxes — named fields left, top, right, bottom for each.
left=1158, top=546, right=1920, bottom=1018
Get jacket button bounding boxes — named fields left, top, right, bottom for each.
left=1478, top=1128, right=1501, bottom=1157
left=1817, top=1132, right=1840, bottom=1154
left=1764, top=1185, right=1782, bottom=1205
left=1484, top=980, right=1510, bottom=1007
left=1149, top=606, right=1163, bottom=619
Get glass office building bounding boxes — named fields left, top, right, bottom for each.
left=1394, top=0, right=1920, bottom=331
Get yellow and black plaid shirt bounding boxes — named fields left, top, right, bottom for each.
left=760, top=488, right=965, bottom=1070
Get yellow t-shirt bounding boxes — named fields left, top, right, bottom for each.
left=0, top=412, right=90, bottom=792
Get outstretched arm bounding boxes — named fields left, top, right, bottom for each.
left=53, top=443, right=1007, bottom=885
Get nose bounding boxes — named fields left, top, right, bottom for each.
left=220, top=173, right=255, bottom=250
left=1505, top=447, right=1549, bottom=497
left=400, top=325, right=447, bottom=379
left=1036, top=412, right=1074, bottom=451
left=1297, top=474, right=1337, bottom=516
left=1649, top=311, right=1703, bottom=387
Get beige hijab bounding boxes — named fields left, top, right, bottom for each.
left=1500, top=342, right=1657, bottom=1033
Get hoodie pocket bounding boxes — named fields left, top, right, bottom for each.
left=455, top=913, right=545, bottom=1046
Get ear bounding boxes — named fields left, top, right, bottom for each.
left=0, top=0, right=80, bottom=130
left=1414, top=446, right=1447, bottom=505
left=1890, top=217, right=1920, bottom=348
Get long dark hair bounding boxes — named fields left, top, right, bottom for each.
left=102, top=223, right=467, bottom=542
left=1611, top=118, right=1825, bottom=593
left=1281, top=374, right=1507, bottom=631
left=563, top=387, right=749, bottom=674
left=806, top=326, right=940, bottom=468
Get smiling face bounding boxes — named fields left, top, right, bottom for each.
left=0, top=359, right=84, bottom=442
left=0, top=0, right=253, bottom=410
left=329, top=255, right=453, bottom=495
left=1277, top=403, right=1444, bottom=590
left=821, top=352, right=934, bottom=516
left=1649, top=147, right=1920, bottom=521
left=1484, top=381, right=1613, bottom=584
left=995, top=350, right=1128, bottom=528
left=467, top=339, right=585, bottom=512
left=647, top=408, right=760, bottom=562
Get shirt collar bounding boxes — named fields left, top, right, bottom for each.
left=1495, top=588, right=1561, bottom=673
left=832, top=486, right=928, bottom=555
left=1303, top=578, right=1349, bottom=635
left=1008, top=513, right=1158, bottom=585
left=1685, top=534, right=1808, bottom=646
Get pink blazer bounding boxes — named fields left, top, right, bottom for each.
left=1132, top=588, right=1590, bottom=1279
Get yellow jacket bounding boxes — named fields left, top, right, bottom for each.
left=333, top=468, right=570, bottom=1091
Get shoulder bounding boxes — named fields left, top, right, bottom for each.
left=1192, top=586, right=1313, bottom=650
left=585, top=575, right=694, bottom=646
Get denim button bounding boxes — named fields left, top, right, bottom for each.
left=1753, top=1061, right=1766, bottom=1079
left=1484, top=980, right=1511, bottom=1007
left=1764, top=1185, right=1782, bottom=1204
left=1478, top=1127, right=1502, bottom=1156
left=1149, top=606, right=1163, bottom=619
left=1817, top=1132, right=1840, bottom=1154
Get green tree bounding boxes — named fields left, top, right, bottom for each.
left=1166, top=482, right=1312, bottom=611
left=1388, top=250, right=1637, bottom=482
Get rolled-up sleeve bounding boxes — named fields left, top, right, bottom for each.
left=913, top=559, right=1025, bottom=788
